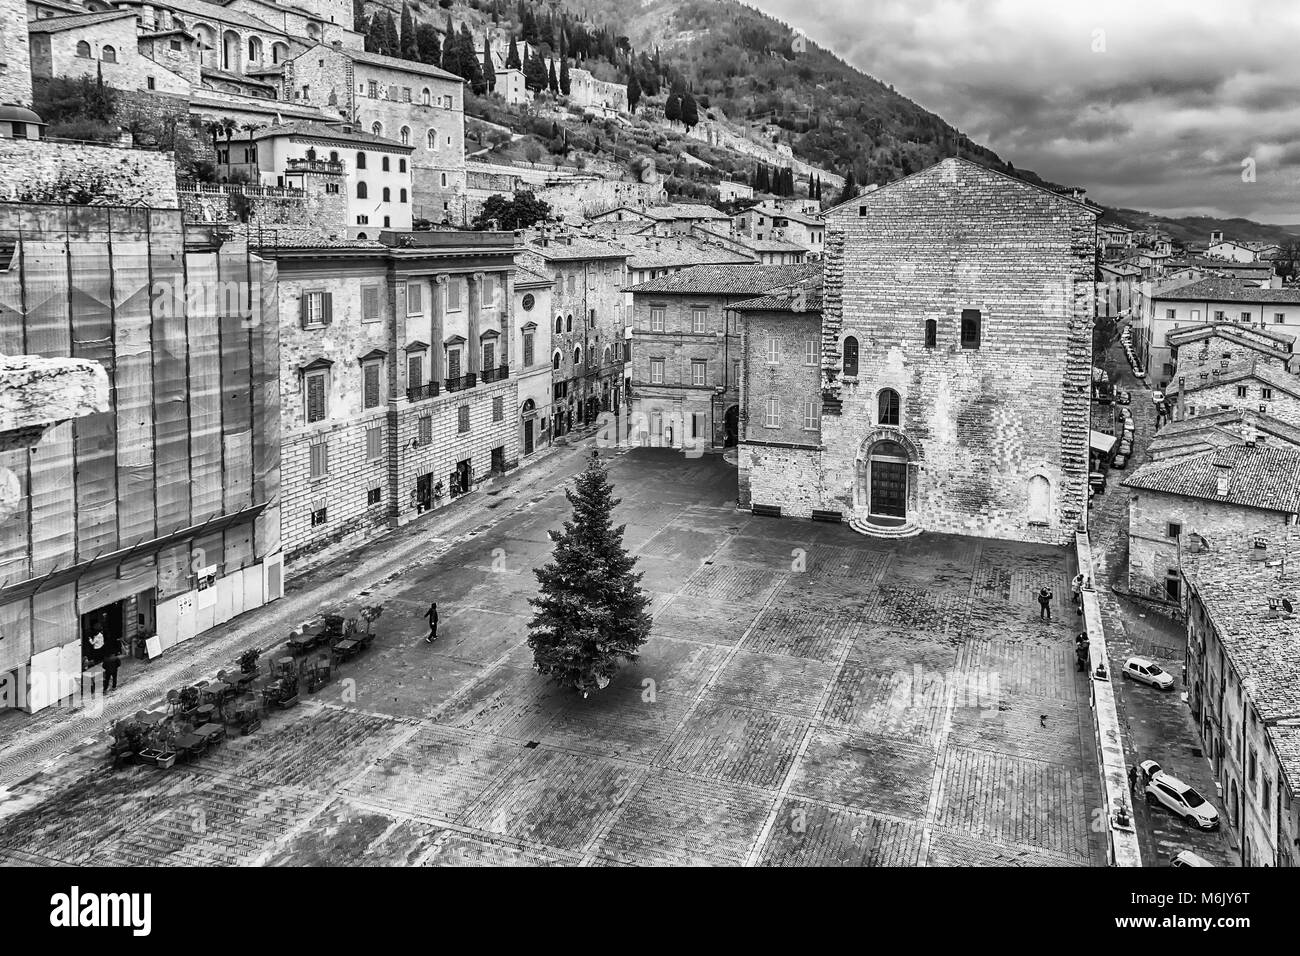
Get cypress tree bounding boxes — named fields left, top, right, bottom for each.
left=416, top=22, right=441, bottom=65
left=559, top=54, right=570, bottom=96
left=626, top=72, right=641, bottom=112
left=399, top=3, right=418, bottom=60
left=527, top=453, right=652, bottom=698
left=547, top=59, right=558, bottom=94
left=506, top=34, right=521, bottom=70
left=482, top=36, right=496, bottom=91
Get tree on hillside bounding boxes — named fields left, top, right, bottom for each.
left=415, top=22, right=441, bottom=65
left=547, top=59, right=558, bottom=95
left=521, top=5, right=538, bottom=44
left=626, top=72, right=641, bottom=112
left=399, top=3, right=418, bottom=60
left=527, top=453, right=652, bottom=698
left=664, top=85, right=682, bottom=123
left=839, top=169, right=858, bottom=204
left=559, top=53, right=570, bottom=96
left=524, top=50, right=548, bottom=93
left=471, top=190, right=552, bottom=230
left=506, top=34, right=521, bottom=70
left=482, top=36, right=496, bottom=91
left=352, top=0, right=366, bottom=33
left=680, top=90, right=699, bottom=131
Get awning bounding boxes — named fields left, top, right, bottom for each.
left=1090, top=430, right=1118, bottom=455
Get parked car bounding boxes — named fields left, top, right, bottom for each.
left=1140, top=760, right=1220, bottom=830
left=1117, top=389, right=1132, bottom=405
left=1118, top=439, right=1133, bottom=456
left=1170, top=850, right=1214, bottom=867
left=1151, top=390, right=1165, bottom=405
left=1112, top=452, right=1129, bottom=468
left=1123, top=656, right=1174, bottom=689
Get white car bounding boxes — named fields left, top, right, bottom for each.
left=1151, top=390, right=1165, bottom=404
left=1123, top=656, right=1174, bottom=689
left=1140, top=760, right=1220, bottom=830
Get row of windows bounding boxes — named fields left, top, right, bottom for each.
left=553, top=311, right=599, bottom=333
left=762, top=314, right=982, bottom=376
left=302, top=277, right=504, bottom=330
left=760, top=398, right=822, bottom=431
left=75, top=42, right=116, bottom=62
left=365, top=82, right=455, bottom=110
left=1166, top=308, right=1291, bottom=326
left=354, top=183, right=407, bottom=203
left=554, top=344, right=617, bottom=370
left=647, top=307, right=720, bottom=334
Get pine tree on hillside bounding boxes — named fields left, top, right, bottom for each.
left=364, top=15, right=383, bottom=53
left=664, top=83, right=682, bottom=123
left=524, top=49, right=547, bottom=92
left=506, top=34, right=521, bottom=70
left=400, top=3, right=419, bottom=61
left=559, top=53, right=570, bottom=96
left=416, top=22, right=441, bottom=65
left=482, top=36, right=496, bottom=91
left=839, top=169, right=857, bottom=204
left=547, top=59, right=558, bottom=94
left=680, top=90, right=699, bottom=131
left=626, top=72, right=641, bottom=112
left=458, top=23, right=486, bottom=93
left=380, top=12, right=400, bottom=56
left=527, top=453, right=652, bottom=698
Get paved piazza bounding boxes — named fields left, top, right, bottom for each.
left=0, top=450, right=1107, bottom=867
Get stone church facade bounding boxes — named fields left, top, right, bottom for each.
left=740, top=158, right=1097, bottom=545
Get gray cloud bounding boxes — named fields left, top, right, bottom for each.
left=750, top=0, right=1300, bottom=226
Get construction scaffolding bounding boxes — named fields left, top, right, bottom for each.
left=0, top=204, right=282, bottom=712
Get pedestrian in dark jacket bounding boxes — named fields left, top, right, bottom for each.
left=424, top=602, right=439, bottom=644
left=102, top=653, right=120, bottom=692
left=1038, top=586, right=1053, bottom=621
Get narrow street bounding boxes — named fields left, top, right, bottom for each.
left=1087, top=335, right=1238, bottom=867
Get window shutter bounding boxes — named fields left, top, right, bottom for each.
left=364, top=362, right=381, bottom=408
left=322, top=292, right=333, bottom=324
left=299, top=295, right=308, bottom=329
left=407, top=354, right=422, bottom=388
left=307, top=373, right=325, bottom=422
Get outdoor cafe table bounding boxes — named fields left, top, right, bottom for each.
left=205, top=681, right=232, bottom=702
left=195, top=723, right=226, bottom=747
left=173, top=732, right=205, bottom=761
left=333, top=639, right=360, bottom=661
left=230, top=671, right=256, bottom=691
left=288, top=626, right=324, bottom=653
left=138, top=711, right=166, bottom=727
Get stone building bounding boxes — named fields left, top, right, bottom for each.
left=628, top=262, right=820, bottom=452
left=28, top=10, right=193, bottom=96
left=732, top=202, right=826, bottom=254
left=526, top=232, right=629, bottom=439
left=1169, top=357, right=1300, bottom=428
left=1147, top=408, right=1300, bottom=461
left=215, top=121, right=412, bottom=238
left=511, top=253, right=554, bottom=458
left=286, top=45, right=468, bottom=225
left=261, top=229, right=524, bottom=563
left=741, top=158, right=1097, bottom=543
left=0, top=0, right=33, bottom=105
left=0, top=203, right=283, bottom=712
left=1166, top=322, right=1295, bottom=379
left=1122, top=442, right=1300, bottom=601
left=1182, top=530, right=1300, bottom=867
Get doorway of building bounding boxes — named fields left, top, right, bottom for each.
left=724, top=405, right=739, bottom=447
left=491, top=446, right=506, bottom=475
left=452, top=458, right=471, bottom=496
left=524, top=419, right=534, bottom=455
left=416, top=472, right=434, bottom=512
left=81, top=601, right=124, bottom=665
left=868, top=441, right=909, bottom=519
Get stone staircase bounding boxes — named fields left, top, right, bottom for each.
left=847, top=511, right=922, bottom=539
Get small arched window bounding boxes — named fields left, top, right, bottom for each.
left=428, top=129, right=438, bottom=149
left=76, top=41, right=92, bottom=58
left=554, top=315, right=563, bottom=333
left=371, top=122, right=383, bottom=136
left=382, top=156, right=390, bottom=171
left=565, top=314, right=573, bottom=332
left=382, top=187, right=391, bottom=202
left=843, top=335, right=859, bottom=377
left=356, top=232, right=367, bottom=240
left=356, top=151, right=366, bottom=169
left=421, top=88, right=431, bottom=106
left=399, top=158, right=407, bottom=173
left=400, top=189, right=407, bottom=203
left=101, top=44, right=117, bottom=63
left=400, top=126, right=410, bottom=146
left=552, top=350, right=562, bottom=370
left=329, top=150, right=338, bottom=162
left=924, top=318, right=937, bottom=348
left=356, top=181, right=368, bottom=199
left=573, top=347, right=582, bottom=366
left=878, top=388, right=900, bottom=426
left=1027, top=475, right=1051, bottom=525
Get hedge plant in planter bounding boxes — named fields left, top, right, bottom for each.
left=238, top=648, right=261, bottom=675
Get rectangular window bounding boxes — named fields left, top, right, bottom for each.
left=447, top=348, right=461, bottom=381
left=309, top=440, right=329, bottom=479
left=765, top=337, right=780, bottom=364
left=692, top=412, right=707, bottom=438
left=649, top=307, right=665, bottom=332
left=402, top=87, right=412, bottom=103
left=960, top=309, right=981, bottom=349
left=363, top=361, right=382, bottom=409
left=1167, top=522, right=1182, bottom=539
left=804, top=340, right=818, bottom=366
left=650, top=358, right=664, bottom=384
left=764, top=398, right=779, bottom=428
left=482, top=341, right=495, bottom=371
left=311, top=507, right=327, bottom=527
left=407, top=283, right=423, bottom=315
left=446, top=278, right=462, bottom=312
left=1213, top=310, right=1226, bottom=322
left=305, top=371, right=327, bottom=423
left=362, top=285, right=380, bottom=322
left=567, top=275, right=576, bottom=294
left=146, top=76, right=156, bottom=90
left=367, top=80, right=378, bottom=98
left=418, top=415, right=432, bottom=445
left=691, top=308, right=707, bottom=333
left=481, top=275, right=495, bottom=308
left=802, top=399, right=820, bottom=431
left=407, top=354, right=423, bottom=390
left=1236, top=385, right=1248, bottom=398
left=301, top=290, right=331, bottom=328
left=1241, top=312, right=1251, bottom=323
left=733, top=359, right=741, bottom=384
left=1262, top=387, right=1273, bottom=400
left=523, top=332, right=535, bottom=367
left=492, top=396, right=504, bottom=422
left=1275, top=313, right=1285, bottom=324
left=366, top=425, right=383, bottom=461
left=367, top=487, right=382, bottom=506
left=691, top=359, right=707, bottom=386
left=1165, top=309, right=1177, bottom=319
left=458, top=405, right=471, bottom=433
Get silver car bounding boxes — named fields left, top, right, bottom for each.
left=1123, top=656, right=1174, bottom=690
left=1141, top=761, right=1220, bottom=830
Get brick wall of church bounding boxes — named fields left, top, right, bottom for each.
left=752, top=159, right=1096, bottom=544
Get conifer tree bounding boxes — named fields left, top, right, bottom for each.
left=559, top=48, right=570, bottom=96
left=626, top=71, right=641, bottom=112
left=527, top=453, right=652, bottom=697
left=399, top=3, right=419, bottom=60
left=416, top=22, right=441, bottom=65
left=547, top=59, right=558, bottom=94
left=482, top=36, right=496, bottom=91
left=506, top=34, right=521, bottom=70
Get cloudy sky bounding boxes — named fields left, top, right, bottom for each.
left=749, top=0, right=1300, bottom=227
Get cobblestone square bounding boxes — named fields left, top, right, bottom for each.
left=0, top=449, right=1106, bottom=867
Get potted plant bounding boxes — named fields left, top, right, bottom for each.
left=178, top=684, right=200, bottom=718
left=137, top=724, right=177, bottom=770
left=238, top=648, right=261, bottom=675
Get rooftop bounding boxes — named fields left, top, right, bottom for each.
left=1268, top=724, right=1300, bottom=796
left=1147, top=409, right=1300, bottom=460
left=249, top=122, right=411, bottom=151
left=527, top=234, right=629, bottom=262
left=326, top=47, right=464, bottom=84
left=1166, top=321, right=1295, bottom=351
left=1183, top=530, right=1300, bottom=722
left=626, top=262, right=822, bottom=296
left=26, top=10, right=136, bottom=32
left=1122, top=442, right=1300, bottom=514
left=1168, top=355, right=1300, bottom=399
left=1156, top=278, right=1300, bottom=304
left=731, top=275, right=824, bottom=314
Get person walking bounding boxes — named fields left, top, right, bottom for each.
left=424, top=602, right=439, bottom=644
left=1071, top=573, right=1084, bottom=612
left=102, top=652, right=120, bottom=693
left=1037, top=586, right=1053, bottom=621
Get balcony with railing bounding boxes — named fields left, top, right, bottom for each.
left=445, top=372, right=477, bottom=392
left=285, top=157, right=345, bottom=175
left=480, top=364, right=510, bottom=383
left=407, top=381, right=440, bottom=402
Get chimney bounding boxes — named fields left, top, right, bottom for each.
left=1213, top=459, right=1231, bottom=497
